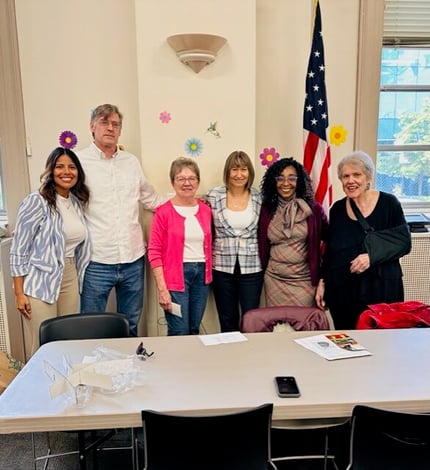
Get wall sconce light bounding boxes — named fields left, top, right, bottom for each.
left=167, top=33, right=227, bottom=74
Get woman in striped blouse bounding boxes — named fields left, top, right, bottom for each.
left=10, top=147, right=91, bottom=360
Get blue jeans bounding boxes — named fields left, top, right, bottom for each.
left=212, top=260, right=263, bottom=332
left=80, top=257, right=144, bottom=336
left=165, top=262, right=209, bottom=336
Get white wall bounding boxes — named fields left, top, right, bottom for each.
left=15, top=0, right=141, bottom=188
left=13, top=0, right=361, bottom=335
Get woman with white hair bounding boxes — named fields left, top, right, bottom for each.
left=315, top=150, right=411, bottom=329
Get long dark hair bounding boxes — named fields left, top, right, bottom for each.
left=260, top=157, right=315, bottom=215
left=39, top=147, right=90, bottom=210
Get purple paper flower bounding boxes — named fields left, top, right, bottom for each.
left=59, top=130, right=78, bottom=149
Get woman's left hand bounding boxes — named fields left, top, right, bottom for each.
left=350, top=253, right=370, bottom=274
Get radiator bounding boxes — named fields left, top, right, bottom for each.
left=400, top=232, right=430, bottom=304
left=0, top=237, right=25, bottom=362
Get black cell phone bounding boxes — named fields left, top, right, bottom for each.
left=274, top=376, right=301, bottom=398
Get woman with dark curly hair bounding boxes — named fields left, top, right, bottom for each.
left=258, top=157, right=328, bottom=307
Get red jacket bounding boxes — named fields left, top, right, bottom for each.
left=356, top=301, right=430, bottom=329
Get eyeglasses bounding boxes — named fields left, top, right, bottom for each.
left=275, top=175, right=299, bottom=184
left=98, top=119, right=121, bottom=130
left=175, top=176, right=199, bottom=184
left=136, top=341, right=154, bottom=360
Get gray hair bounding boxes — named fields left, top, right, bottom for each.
left=90, top=104, right=123, bottom=126
left=337, top=150, right=375, bottom=180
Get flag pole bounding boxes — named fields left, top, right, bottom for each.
left=303, top=0, right=332, bottom=214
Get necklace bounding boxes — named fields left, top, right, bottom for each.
left=227, top=191, right=249, bottom=209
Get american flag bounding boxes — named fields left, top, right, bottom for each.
left=303, top=1, right=332, bottom=214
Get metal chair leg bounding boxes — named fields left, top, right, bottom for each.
left=78, top=431, right=87, bottom=470
left=32, top=432, right=53, bottom=470
left=131, top=428, right=139, bottom=470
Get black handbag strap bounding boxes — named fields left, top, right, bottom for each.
left=349, top=198, right=374, bottom=233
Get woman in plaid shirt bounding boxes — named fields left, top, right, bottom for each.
left=206, top=151, right=263, bottom=332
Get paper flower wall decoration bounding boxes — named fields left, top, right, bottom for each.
left=59, top=130, right=78, bottom=149
left=259, top=147, right=280, bottom=167
left=159, top=111, right=172, bottom=124
left=330, top=125, right=348, bottom=146
left=185, top=137, right=203, bottom=157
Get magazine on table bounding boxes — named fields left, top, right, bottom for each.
left=294, top=332, right=372, bottom=360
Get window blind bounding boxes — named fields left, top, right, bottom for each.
left=384, top=0, right=430, bottom=44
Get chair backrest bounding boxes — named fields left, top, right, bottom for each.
left=240, top=305, right=330, bottom=333
left=141, top=403, right=276, bottom=470
left=347, top=405, right=430, bottom=470
left=39, top=312, right=129, bottom=345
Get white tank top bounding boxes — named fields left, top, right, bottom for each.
left=56, top=194, right=86, bottom=257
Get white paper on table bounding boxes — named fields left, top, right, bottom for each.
left=294, top=333, right=372, bottom=360
left=170, top=302, right=182, bottom=317
left=199, top=332, right=248, bottom=346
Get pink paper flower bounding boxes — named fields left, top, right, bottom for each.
left=259, top=147, right=280, bottom=167
left=159, top=111, right=172, bottom=124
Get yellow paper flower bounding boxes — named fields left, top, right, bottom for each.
left=330, top=125, right=348, bottom=146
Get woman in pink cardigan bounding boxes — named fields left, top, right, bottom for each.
left=148, top=158, right=212, bottom=335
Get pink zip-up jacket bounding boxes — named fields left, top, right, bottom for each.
left=148, top=200, right=212, bottom=291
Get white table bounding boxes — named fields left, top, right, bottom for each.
left=1, top=329, right=430, bottom=433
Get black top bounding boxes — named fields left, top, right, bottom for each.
left=323, top=192, right=407, bottom=329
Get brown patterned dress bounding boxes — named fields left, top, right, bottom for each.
left=264, top=198, right=315, bottom=307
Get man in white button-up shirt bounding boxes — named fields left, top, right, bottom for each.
left=77, top=104, right=165, bottom=336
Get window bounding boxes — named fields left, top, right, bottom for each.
left=376, top=0, right=430, bottom=206
left=376, top=46, right=430, bottom=202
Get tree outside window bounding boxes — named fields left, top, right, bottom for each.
left=376, top=47, right=430, bottom=204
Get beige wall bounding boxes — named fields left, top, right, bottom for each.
left=13, top=0, right=363, bottom=336
left=14, top=0, right=360, bottom=197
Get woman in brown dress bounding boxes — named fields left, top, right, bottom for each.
left=258, top=157, right=328, bottom=307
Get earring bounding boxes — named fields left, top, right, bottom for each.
left=366, top=182, right=370, bottom=190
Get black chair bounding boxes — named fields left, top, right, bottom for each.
left=346, top=404, right=430, bottom=470
left=39, top=312, right=129, bottom=344
left=141, top=403, right=277, bottom=470
left=34, top=312, right=135, bottom=470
